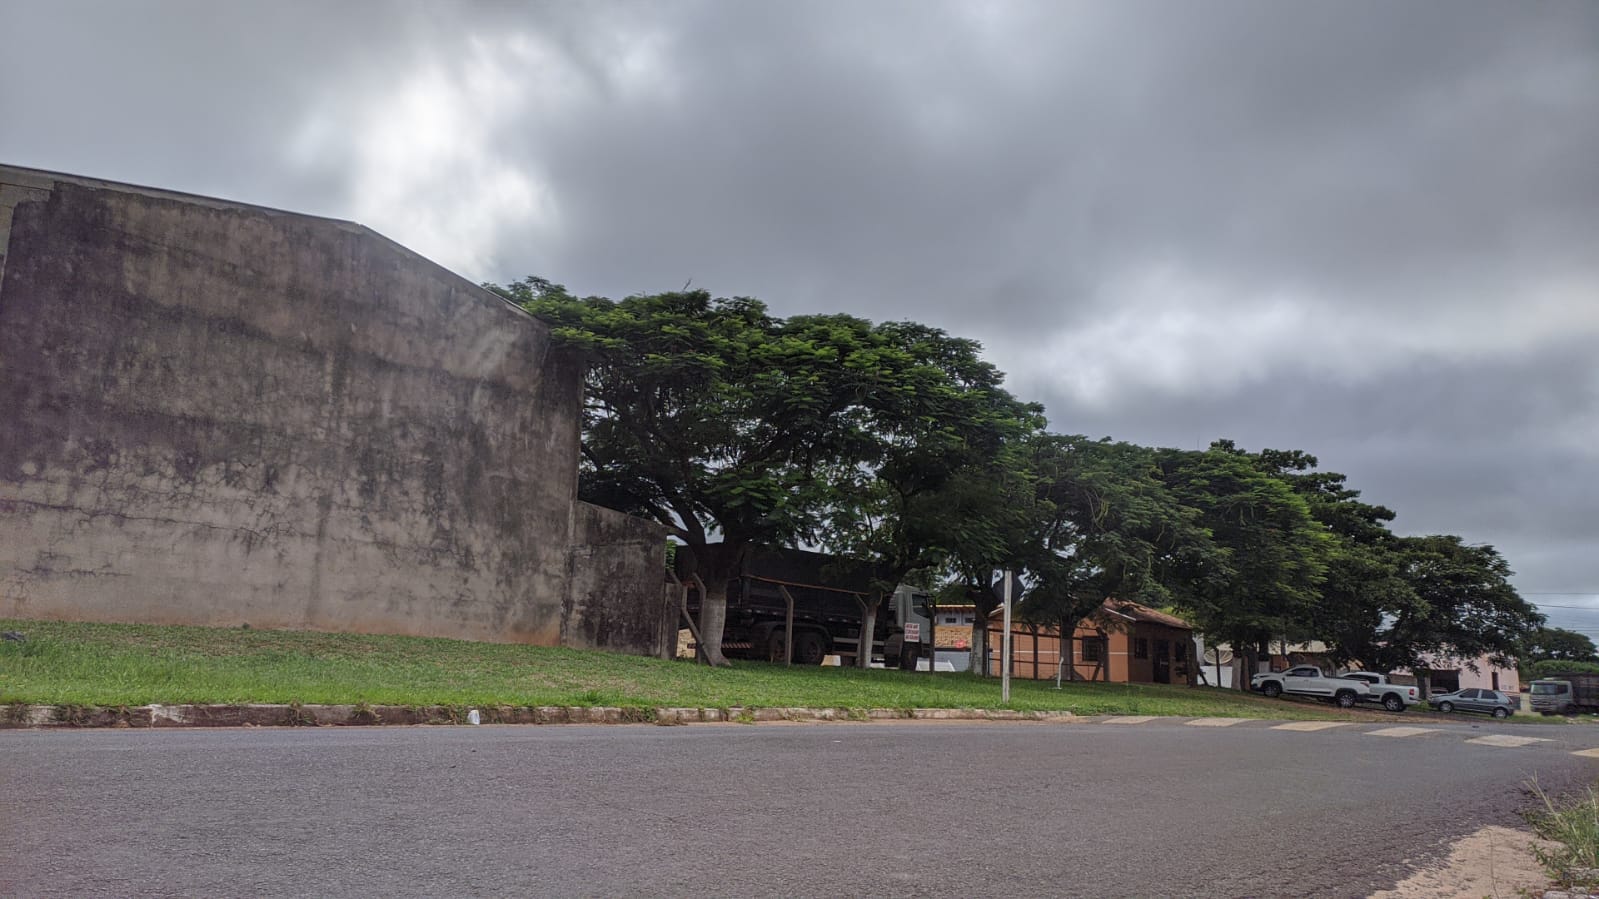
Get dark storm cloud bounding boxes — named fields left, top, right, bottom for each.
left=2, top=0, right=1596, bottom=606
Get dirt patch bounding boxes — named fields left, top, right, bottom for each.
left=1370, top=824, right=1554, bottom=899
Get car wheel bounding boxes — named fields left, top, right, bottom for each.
left=1438, top=701, right=1454, bottom=713
left=1335, top=691, right=1358, bottom=709
left=1492, top=707, right=1509, bottom=719
left=1262, top=682, right=1283, bottom=699
left=1382, top=694, right=1404, bottom=713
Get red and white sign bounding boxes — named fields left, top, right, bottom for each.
left=904, top=622, right=922, bottom=643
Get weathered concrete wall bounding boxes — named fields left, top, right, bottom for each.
left=563, top=502, right=672, bottom=658
left=0, top=165, right=665, bottom=652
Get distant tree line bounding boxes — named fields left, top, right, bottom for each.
left=489, top=278, right=1546, bottom=680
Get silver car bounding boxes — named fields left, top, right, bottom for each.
left=1428, top=688, right=1517, bottom=718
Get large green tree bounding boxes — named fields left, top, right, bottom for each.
left=816, top=322, right=1042, bottom=667
left=496, top=279, right=897, bottom=664
left=1381, top=535, right=1543, bottom=672
left=1014, top=436, right=1212, bottom=680
left=1231, top=445, right=1418, bottom=668
left=1156, top=444, right=1332, bottom=685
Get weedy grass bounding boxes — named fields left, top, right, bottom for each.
left=0, top=617, right=1381, bottom=720
left=1527, top=781, right=1599, bottom=891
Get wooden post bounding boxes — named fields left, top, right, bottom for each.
left=852, top=593, right=869, bottom=668
left=688, top=573, right=714, bottom=666
left=670, top=573, right=709, bottom=666
left=777, top=584, right=796, bottom=666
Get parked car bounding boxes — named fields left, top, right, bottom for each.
left=1428, top=688, right=1517, bottom=719
left=1337, top=672, right=1421, bottom=713
left=1250, top=665, right=1368, bottom=708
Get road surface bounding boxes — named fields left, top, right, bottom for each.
left=5, top=718, right=1599, bottom=897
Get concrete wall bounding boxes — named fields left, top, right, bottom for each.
left=0, top=165, right=667, bottom=652
left=563, top=502, right=673, bottom=658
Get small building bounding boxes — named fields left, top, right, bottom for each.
left=985, top=600, right=1198, bottom=685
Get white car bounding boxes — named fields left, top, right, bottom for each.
left=1336, top=672, right=1421, bottom=713
left=1251, top=665, right=1369, bottom=708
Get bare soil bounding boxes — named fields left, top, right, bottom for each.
left=1370, top=824, right=1554, bottom=899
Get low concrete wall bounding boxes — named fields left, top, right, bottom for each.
left=562, top=502, right=672, bottom=658
left=0, top=165, right=668, bottom=653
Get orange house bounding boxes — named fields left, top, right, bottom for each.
left=985, top=600, right=1197, bottom=686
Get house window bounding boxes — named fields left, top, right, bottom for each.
left=1174, top=641, right=1187, bottom=661
left=942, top=615, right=960, bottom=625
left=1133, top=638, right=1149, bottom=660
left=1081, top=639, right=1103, bottom=663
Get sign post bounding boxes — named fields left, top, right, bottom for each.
left=1001, top=570, right=1014, bottom=703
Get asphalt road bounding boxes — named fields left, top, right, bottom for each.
left=5, top=719, right=1599, bottom=898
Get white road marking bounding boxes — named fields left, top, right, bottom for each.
left=1570, top=747, right=1599, bottom=759
left=1103, top=716, right=1159, bottom=724
left=1271, top=721, right=1351, bottom=732
left=1187, top=718, right=1245, bottom=727
left=1365, top=726, right=1438, bottom=738
left=1465, top=734, right=1550, bottom=748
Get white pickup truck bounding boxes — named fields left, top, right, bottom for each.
left=1336, top=671, right=1421, bottom=713
left=1251, top=665, right=1369, bottom=709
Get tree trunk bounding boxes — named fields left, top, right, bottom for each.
left=684, top=540, right=744, bottom=668
left=696, top=575, right=732, bottom=667
left=972, top=619, right=989, bottom=676
left=1062, top=623, right=1076, bottom=684
left=857, top=595, right=882, bottom=669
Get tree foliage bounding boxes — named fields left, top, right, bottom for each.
left=490, top=276, right=1545, bottom=679
left=1523, top=627, right=1599, bottom=664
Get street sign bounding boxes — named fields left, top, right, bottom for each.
left=990, top=571, right=1025, bottom=603
left=904, top=622, right=921, bottom=643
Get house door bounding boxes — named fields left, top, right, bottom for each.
left=1153, top=640, right=1171, bottom=684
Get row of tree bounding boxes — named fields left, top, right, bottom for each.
left=491, top=278, right=1548, bottom=680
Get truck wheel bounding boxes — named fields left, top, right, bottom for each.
left=793, top=631, right=827, bottom=666
left=1262, top=682, right=1283, bottom=699
left=1334, top=691, right=1358, bottom=709
left=1492, top=707, right=1509, bottom=719
left=1438, top=701, right=1454, bottom=713
left=1382, top=694, right=1404, bottom=713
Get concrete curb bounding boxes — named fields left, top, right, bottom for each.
left=0, top=703, right=1076, bottom=729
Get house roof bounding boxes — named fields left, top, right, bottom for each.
left=985, top=599, right=1192, bottom=631
left=1103, top=600, right=1192, bottom=630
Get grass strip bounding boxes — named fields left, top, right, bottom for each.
left=1, top=617, right=1359, bottom=719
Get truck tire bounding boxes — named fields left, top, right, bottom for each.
left=1438, top=701, right=1454, bottom=713
left=1262, top=682, right=1283, bottom=699
left=793, top=631, right=827, bottom=666
left=1334, top=690, right=1358, bottom=709
left=1382, top=693, right=1404, bottom=713
left=1492, top=707, right=1509, bottom=719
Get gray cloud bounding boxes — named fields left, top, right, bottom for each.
left=3, top=0, right=1596, bottom=608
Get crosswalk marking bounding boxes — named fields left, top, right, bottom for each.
left=1365, top=726, right=1437, bottom=738
left=1187, top=718, right=1245, bottom=727
left=1466, top=734, right=1549, bottom=748
left=1104, top=716, right=1159, bottom=724
left=1271, top=721, right=1351, bottom=732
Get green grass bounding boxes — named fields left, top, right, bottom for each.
left=1528, top=782, right=1599, bottom=891
left=0, top=617, right=1356, bottom=719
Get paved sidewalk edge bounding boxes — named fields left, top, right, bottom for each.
left=0, top=703, right=1080, bottom=729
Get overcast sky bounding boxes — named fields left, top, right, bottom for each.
left=4, top=1, right=1596, bottom=632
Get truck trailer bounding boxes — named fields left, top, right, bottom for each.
left=681, top=546, right=908, bottom=667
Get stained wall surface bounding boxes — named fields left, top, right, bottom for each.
left=0, top=165, right=667, bottom=653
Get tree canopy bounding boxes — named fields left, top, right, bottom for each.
left=490, top=276, right=1545, bottom=678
